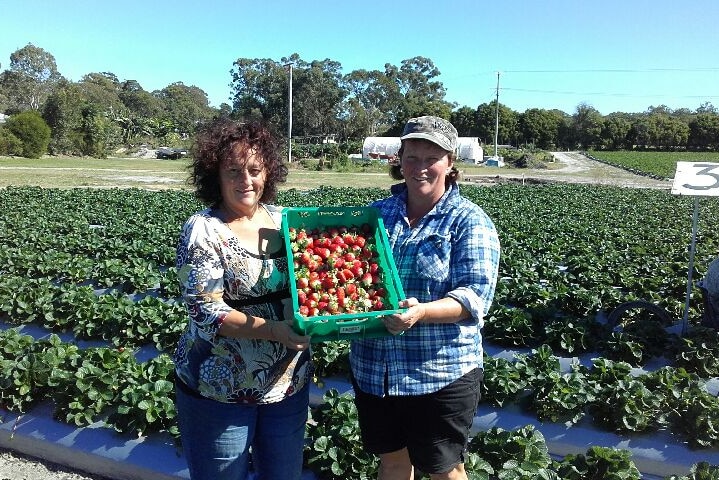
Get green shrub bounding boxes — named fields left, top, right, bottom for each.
left=5, top=110, right=51, bottom=158
left=0, top=126, right=23, bottom=155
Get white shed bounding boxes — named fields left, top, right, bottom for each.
left=456, top=138, right=483, bottom=164
left=362, top=137, right=401, bottom=161
left=362, top=136, right=483, bottom=164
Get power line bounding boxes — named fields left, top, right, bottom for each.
left=501, top=68, right=719, bottom=74
left=501, top=87, right=719, bottom=99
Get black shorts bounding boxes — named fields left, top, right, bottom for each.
left=351, top=368, right=483, bottom=474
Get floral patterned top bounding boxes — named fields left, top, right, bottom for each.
left=173, top=204, right=312, bottom=404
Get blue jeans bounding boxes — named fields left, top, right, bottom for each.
left=175, top=383, right=310, bottom=480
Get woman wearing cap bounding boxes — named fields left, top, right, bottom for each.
left=350, top=116, right=501, bottom=480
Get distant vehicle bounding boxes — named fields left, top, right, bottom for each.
left=156, top=147, right=188, bottom=159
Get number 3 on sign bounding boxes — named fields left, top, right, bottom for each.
left=671, top=162, right=719, bottom=197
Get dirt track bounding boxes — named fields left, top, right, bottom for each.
left=462, top=151, right=671, bottom=190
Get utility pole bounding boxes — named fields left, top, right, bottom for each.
left=494, top=71, right=500, bottom=158
left=284, top=63, right=293, bottom=163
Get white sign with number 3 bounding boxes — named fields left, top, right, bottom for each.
left=672, top=162, right=719, bottom=196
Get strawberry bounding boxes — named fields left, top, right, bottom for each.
left=289, top=222, right=391, bottom=318
left=354, top=235, right=366, bottom=248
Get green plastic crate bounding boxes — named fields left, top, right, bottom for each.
left=281, top=206, right=406, bottom=342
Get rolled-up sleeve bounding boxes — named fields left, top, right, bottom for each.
left=447, top=210, right=500, bottom=326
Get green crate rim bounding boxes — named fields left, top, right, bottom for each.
left=281, top=206, right=406, bottom=342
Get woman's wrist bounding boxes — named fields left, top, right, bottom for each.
left=267, top=320, right=284, bottom=343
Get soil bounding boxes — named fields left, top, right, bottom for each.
left=0, top=448, right=111, bottom=480
left=462, top=151, right=671, bottom=190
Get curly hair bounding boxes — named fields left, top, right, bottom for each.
left=389, top=141, right=460, bottom=185
left=188, top=118, right=288, bottom=207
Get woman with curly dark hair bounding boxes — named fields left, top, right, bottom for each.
left=173, top=118, right=312, bottom=480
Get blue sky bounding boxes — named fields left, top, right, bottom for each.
left=1, top=0, right=718, bottom=115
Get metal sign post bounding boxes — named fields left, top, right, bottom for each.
left=671, top=162, right=719, bottom=335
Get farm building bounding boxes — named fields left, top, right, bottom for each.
left=362, top=136, right=484, bottom=164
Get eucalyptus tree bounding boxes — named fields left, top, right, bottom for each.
left=229, top=56, right=290, bottom=127
left=78, top=72, right=124, bottom=114
left=42, top=78, right=85, bottom=154
left=688, top=112, right=719, bottom=150
left=383, top=56, right=454, bottom=134
left=0, top=43, right=63, bottom=112
left=451, top=106, right=479, bottom=137
left=342, top=68, right=401, bottom=137
left=154, top=82, right=214, bottom=135
left=571, top=103, right=603, bottom=149
left=600, top=113, right=633, bottom=150
left=476, top=101, right=520, bottom=147
left=519, top=108, right=563, bottom=149
left=291, top=58, right=346, bottom=138
left=646, top=113, right=690, bottom=150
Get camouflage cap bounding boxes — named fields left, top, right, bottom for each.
left=400, top=115, right=458, bottom=152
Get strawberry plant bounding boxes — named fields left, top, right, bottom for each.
left=530, top=369, right=592, bottom=425
left=467, top=425, right=554, bottom=479
left=666, top=462, right=719, bottom=480
left=311, top=341, right=351, bottom=384
left=554, top=445, right=641, bottom=480
left=480, top=355, right=527, bottom=407
left=484, top=305, right=541, bottom=347
left=543, top=315, right=605, bottom=355
left=304, top=389, right=379, bottom=479
left=583, top=359, right=665, bottom=433
left=52, top=347, right=137, bottom=427
left=674, top=326, right=719, bottom=378
left=106, top=354, right=177, bottom=437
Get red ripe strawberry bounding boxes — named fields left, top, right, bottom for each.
left=354, top=235, right=366, bottom=248
left=360, top=272, right=373, bottom=287
left=343, top=252, right=356, bottom=262
left=299, top=251, right=312, bottom=265
left=315, top=247, right=331, bottom=260
left=333, top=257, right=345, bottom=269
left=321, top=276, right=336, bottom=289
left=310, top=278, right=322, bottom=291
left=299, top=305, right=309, bottom=316
left=297, top=291, right=307, bottom=305
left=297, top=277, right=309, bottom=290
left=345, top=283, right=357, bottom=296
left=369, top=262, right=380, bottom=274
left=350, top=262, right=363, bottom=277
left=342, top=233, right=355, bottom=246
left=336, top=287, right=346, bottom=306
left=372, top=298, right=384, bottom=310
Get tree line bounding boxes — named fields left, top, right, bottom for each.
left=1, top=43, right=718, bottom=159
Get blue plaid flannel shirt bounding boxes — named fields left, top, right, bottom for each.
left=350, top=182, right=500, bottom=397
